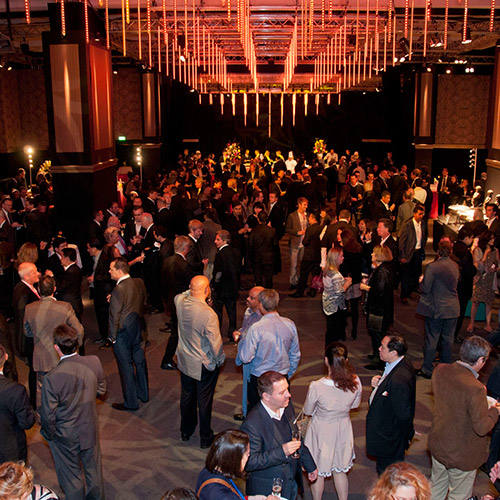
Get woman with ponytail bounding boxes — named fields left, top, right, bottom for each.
left=303, top=342, right=362, bottom=500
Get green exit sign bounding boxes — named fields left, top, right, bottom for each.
left=118, top=136, right=127, bottom=141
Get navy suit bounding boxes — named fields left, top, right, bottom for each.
left=241, top=401, right=316, bottom=500
left=0, top=373, right=35, bottom=462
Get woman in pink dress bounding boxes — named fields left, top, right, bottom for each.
left=303, top=342, right=362, bottom=500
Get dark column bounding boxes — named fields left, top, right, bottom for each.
left=413, top=70, right=437, bottom=171
left=43, top=2, right=117, bottom=242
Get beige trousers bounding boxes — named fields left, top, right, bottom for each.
left=430, top=456, right=476, bottom=500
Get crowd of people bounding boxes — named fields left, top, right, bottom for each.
left=1, top=147, right=500, bottom=499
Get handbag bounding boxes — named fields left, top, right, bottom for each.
left=294, top=409, right=311, bottom=437
left=367, top=313, right=384, bottom=333
left=197, top=478, right=238, bottom=498
left=310, top=273, right=324, bottom=292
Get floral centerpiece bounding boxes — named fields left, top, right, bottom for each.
left=313, top=139, right=327, bottom=155
left=38, top=160, right=52, bottom=176
left=223, top=142, right=241, bottom=164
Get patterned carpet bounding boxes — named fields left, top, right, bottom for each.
left=20, top=241, right=499, bottom=499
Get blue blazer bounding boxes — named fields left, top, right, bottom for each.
left=241, top=401, right=316, bottom=500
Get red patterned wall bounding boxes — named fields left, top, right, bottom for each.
left=0, top=70, right=48, bottom=153
left=112, top=68, right=143, bottom=141
left=436, top=74, right=491, bottom=145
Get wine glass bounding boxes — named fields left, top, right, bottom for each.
left=272, top=477, right=283, bottom=497
left=291, top=429, right=301, bottom=458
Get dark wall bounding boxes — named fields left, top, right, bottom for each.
left=161, top=77, right=396, bottom=164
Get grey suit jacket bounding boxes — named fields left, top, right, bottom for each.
left=398, top=218, right=427, bottom=262
left=416, top=257, right=460, bottom=319
left=40, top=354, right=106, bottom=450
left=396, top=201, right=416, bottom=234
left=109, top=276, right=146, bottom=340
left=285, top=211, right=308, bottom=249
left=24, top=297, right=84, bottom=373
left=175, top=291, right=225, bottom=381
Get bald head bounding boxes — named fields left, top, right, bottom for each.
left=141, top=213, right=153, bottom=228
left=18, top=262, right=39, bottom=285
left=247, top=286, right=265, bottom=311
left=189, top=275, right=210, bottom=299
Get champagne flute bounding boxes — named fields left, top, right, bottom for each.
left=291, top=429, right=301, bottom=458
left=272, top=478, right=283, bottom=497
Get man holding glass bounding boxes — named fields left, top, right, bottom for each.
left=241, top=371, right=317, bottom=500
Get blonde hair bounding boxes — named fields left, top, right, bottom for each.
left=0, top=462, right=34, bottom=499
left=372, top=245, right=393, bottom=263
left=324, top=248, right=343, bottom=273
left=368, top=462, right=430, bottom=500
left=17, top=243, right=38, bottom=265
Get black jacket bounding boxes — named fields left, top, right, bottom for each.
left=212, top=245, right=240, bottom=299
left=452, top=240, right=476, bottom=301
left=302, top=223, right=323, bottom=262
left=56, top=263, right=83, bottom=318
left=248, top=224, right=276, bottom=266
left=0, top=374, right=35, bottom=462
left=366, top=356, right=416, bottom=459
left=367, top=262, right=394, bottom=329
left=241, top=402, right=316, bottom=500
left=161, top=253, right=194, bottom=304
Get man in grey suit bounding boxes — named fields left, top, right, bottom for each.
left=108, top=257, right=149, bottom=411
left=176, top=275, right=225, bottom=448
left=24, top=276, right=84, bottom=407
left=396, top=188, right=416, bottom=234
left=416, top=238, right=460, bottom=379
left=285, top=197, right=308, bottom=288
left=40, top=324, right=106, bottom=500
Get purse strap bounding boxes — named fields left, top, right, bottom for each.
left=197, top=478, right=239, bottom=498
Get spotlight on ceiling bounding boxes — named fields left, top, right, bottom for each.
left=179, top=54, right=186, bottom=63
left=445, top=67, right=452, bottom=74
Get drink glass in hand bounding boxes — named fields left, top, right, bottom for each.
left=272, top=478, right=283, bottom=497
left=291, top=429, right=301, bottom=458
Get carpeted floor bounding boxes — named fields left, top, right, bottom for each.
left=19, top=239, right=499, bottom=499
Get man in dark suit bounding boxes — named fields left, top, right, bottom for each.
left=186, top=219, right=207, bottom=275
left=40, top=324, right=106, bottom=500
left=268, top=191, right=287, bottom=274
left=248, top=212, right=275, bottom=289
left=398, top=204, right=427, bottom=303
left=88, top=209, right=105, bottom=245
left=366, top=335, right=416, bottom=475
left=108, top=258, right=148, bottom=411
left=437, top=167, right=450, bottom=216
left=24, top=276, right=84, bottom=406
left=142, top=188, right=159, bottom=216
left=87, top=239, right=116, bottom=344
left=156, top=196, right=176, bottom=240
left=291, top=212, right=322, bottom=297
left=373, top=191, right=394, bottom=223
left=241, top=371, right=317, bottom=500
left=212, top=230, right=240, bottom=342
left=56, top=247, right=83, bottom=320
left=416, top=239, right=460, bottom=379
left=47, top=236, right=67, bottom=282
left=485, top=203, right=500, bottom=248
left=0, top=343, right=35, bottom=463
left=13, top=262, right=40, bottom=407
left=321, top=209, right=358, bottom=261
left=160, top=236, right=195, bottom=370
left=452, top=228, right=476, bottom=340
